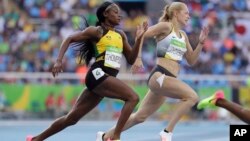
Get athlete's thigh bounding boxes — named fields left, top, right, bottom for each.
left=148, top=72, right=197, bottom=99
left=136, top=90, right=166, bottom=116
left=93, top=76, right=137, bottom=100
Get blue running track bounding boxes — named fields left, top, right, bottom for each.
left=0, top=120, right=230, bottom=141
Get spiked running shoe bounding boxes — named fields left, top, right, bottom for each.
left=159, top=130, right=172, bottom=141
left=26, top=135, right=33, bottom=141
left=96, top=131, right=105, bottom=141
left=197, top=90, right=225, bottom=110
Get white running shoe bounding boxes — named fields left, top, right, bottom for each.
left=96, top=131, right=105, bottom=141
left=159, top=130, right=172, bottom=141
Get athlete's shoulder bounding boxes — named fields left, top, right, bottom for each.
left=157, top=21, right=172, bottom=28
left=85, top=26, right=102, bottom=32
left=115, top=29, right=126, bottom=39
left=84, top=26, right=96, bottom=30
left=179, top=30, right=188, bottom=39
left=82, top=26, right=98, bottom=34
left=150, top=21, right=172, bottom=34
left=83, top=26, right=103, bottom=38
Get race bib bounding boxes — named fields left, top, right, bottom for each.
left=165, top=38, right=186, bottom=60
left=92, top=68, right=105, bottom=80
left=104, top=46, right=122, bottom=69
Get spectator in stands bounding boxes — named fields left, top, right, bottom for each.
left=55, top=92, right=68, bottom=117
left=1, top=0, right=250, bottom=77
left=0, top=90, right=7, bottom=111
left=45, top=92, right=55, bottom=118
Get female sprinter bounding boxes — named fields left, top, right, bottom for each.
left=26, top=1, right=148, bottom=141
left=101, top=2, right=209, bottom=141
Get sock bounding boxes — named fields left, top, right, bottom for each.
left=102, top=133, right=105, bottom=141
left=164, top=129, right=169, bottom=133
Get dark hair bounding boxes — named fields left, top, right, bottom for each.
left=70, top=2, right=114, bottom=65
left=69, top=16, right=94, bottom=65
left=96, top=1, right=114, bottom=26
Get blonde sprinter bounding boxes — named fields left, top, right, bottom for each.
left=100, top=2, right=209, bottom=141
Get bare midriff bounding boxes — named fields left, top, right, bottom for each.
left=156, top=57, right=180, bottom=77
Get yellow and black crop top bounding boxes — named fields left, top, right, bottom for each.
left=95, top=30, right=123, bottom=70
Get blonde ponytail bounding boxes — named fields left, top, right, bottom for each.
left=159, top=4, right=171, bottom=22
left=159, top=2, right=186, bottom=22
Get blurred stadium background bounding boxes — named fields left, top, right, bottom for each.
left=0, top=0, right=250, bottom=140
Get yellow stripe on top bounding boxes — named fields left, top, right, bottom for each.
left=96, top=30, right=123, bottom=57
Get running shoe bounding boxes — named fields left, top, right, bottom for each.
left=159, top=130, right=172, bottom=141
left=96, top=131, right=105, bottom=141
left=26, top=135, right=33, bottom=141
left=197, top=90, right=225, bottom=110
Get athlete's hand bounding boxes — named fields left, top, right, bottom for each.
left=131, top=57, right=144, bottom=73
left=51, top=60, right=63, bottom=77
left=135, top=21, right=148, bottom=41
left=199, top=26, right=209, bottom=44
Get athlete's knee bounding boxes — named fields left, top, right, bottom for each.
left=64, top=115, right=79, bottom=126
left=128, top=93, right=139, bottom=104
left=184, top=92, right=199, bottom=106
left=188, top=93, right=199, bottom=106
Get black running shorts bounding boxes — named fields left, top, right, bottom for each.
left=85, top=61, right=119, bottom=91
left=147, top=65, right=176, bottom=84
